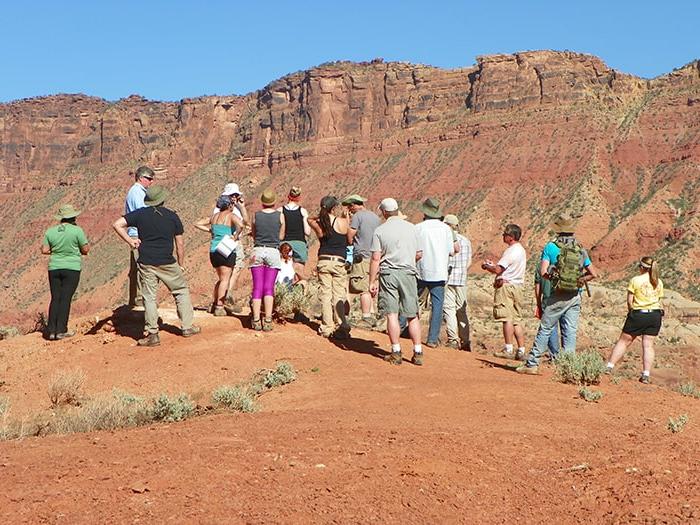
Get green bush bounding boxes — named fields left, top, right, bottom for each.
left=151, top=394, right=195, bottom=422
left=259, top=362, right=297, bottom=389
left=274, top=284, right=312, bottom=319
left=676, top=383, right=700, bottom=399
left=667, top=414, right=689, bottom=434
left=212, top=386, right=257, bottom=413
left=554, top=351, right=606, bottom=385
left=578, top=387, right=604, bottom=402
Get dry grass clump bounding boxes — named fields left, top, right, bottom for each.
left=48, top=369, right=86, bottom=407
left=667, top=414, right=689, bottom=434
left=676, top=383, right=700, bottom=399
left=274, top=284, right=312, bottom=320
left=213, top=361, right=297, bottom=413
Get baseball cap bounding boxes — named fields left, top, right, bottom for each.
left=443, top=214, right=459, bottom=226
left=341, top=194, right=366, bottom=205
left=378, top=198, right=399, bottom=212
left=221, top=183, right=241, bottom=196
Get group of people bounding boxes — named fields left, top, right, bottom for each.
left=40, top=165, right=665, bottom=383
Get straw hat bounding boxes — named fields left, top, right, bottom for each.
left=54, top=204, right=81, bottom=220
left=261, top=189, right=277, bottom=205
left=552, top=216, right=576, bottom=234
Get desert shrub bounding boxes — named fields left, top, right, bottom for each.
left=667, top=414, right=689, bottom=434
left=51, top=391, right=153, bottom=434
left=0, top=326, right=20, bottom=340
left=554, top=351, right=606, bottom=385
left=0, top=396, right=8, bottom=417
left=48, top=369, right=86, bottom=407
left=212, top=386, right=257, bottom=413
left=578, top=387, right=604, bottom=402
left=151, top=394, right=194, bottom=422
left=676, top=383, right=700, bottom=399
left=274, top=284, right=311, bottom=319
left=258, top=361, right=297, bottom=389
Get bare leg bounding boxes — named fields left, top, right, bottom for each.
left=227, top=267, right=242, bottom=300
left=502, top=321, right=515, bottom=345
left=641, top=335, right=655, bottom=373
left=214, top=267, right=232, bottom=306
left=608, top=332, right=636, bottom=365
left=407, top=316, right=422, bottom=346
left=360, top=292, right=373, bottom=316
left=263, top=295, right=274, bottom=320
left=513, top=323, right=525, bottom=348
left=251, top=298, right=262, bottom=321
left=386, top=313, right=401, bottom=345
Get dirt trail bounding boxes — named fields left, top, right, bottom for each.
left=1, top=312, right=699, bottom=523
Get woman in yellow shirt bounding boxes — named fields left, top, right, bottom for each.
left=605, top=256, right=663, bottom=384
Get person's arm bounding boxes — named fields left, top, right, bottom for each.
left=626, top=290, right=634, bottom=311
left=301, top=207, right=311, bottom=237
left=113, top=217, right=140, bottom=249
left=80, top=243, right=90, bottom=255
left=452, top=240, right=460, bottom=255
left=279, top=212, right=286, bottom=241
left=307, top=216, right=324, bottom=238
left=194, top=217, right=211, bottom=233
left=416, top=250, right=423, bottom=262
left=482, top=260, right=505, bottom=276
left=347, top=228, right=358, bottom=244
left=235, top=196, right=250, bottom=226
left=175, top=234, right=185, bottom=267
left=539, top=258, right=551, bottom=278
left=369, top=251, right=381, bottom=297
left=581, top=263, right=597, bottom=282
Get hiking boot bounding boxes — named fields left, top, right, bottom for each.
left=47, top=333, right=57, bottom=341
left=262, top=318, right=273, bottom=332
left=461, top=342, right=472, bottom=352
left=493, top=350, right=516, bottom=360
left=515, top=364, right=540, bottom=375
left=639, top=374, right=651, bottom=385
left=137, top=333, right=160, bottom=347
left=446, top=340, right=460, bottom=350
left=515, top=349, right=526, bottom=361
left=213, top=306, right=227, bottom=317
left=56, top=331, right=76, bottom=340
left=181, top=325, right=201, bottom=337
left=251, top=317, right=263, bottom=331
left=384, top=351, right=402, bottom=365
left=411, top=352, right=424, bottom=366
left=354, top=317, right=376, bottom=330
left=331, top=328, right=351, bottom=340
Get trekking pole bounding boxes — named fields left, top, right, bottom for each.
left=583, top=279, right=591, bottom=298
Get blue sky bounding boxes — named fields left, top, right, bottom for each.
left=2, top=0, right=697, bottom=102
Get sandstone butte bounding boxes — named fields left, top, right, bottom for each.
left=0, top=50, right=699, bottom=330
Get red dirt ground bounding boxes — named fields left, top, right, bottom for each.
left=1, top=310, right=699, bottom=524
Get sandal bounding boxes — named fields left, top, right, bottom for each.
left=262, top=318, right=273, bottom=332
left=251, top=317, right=263, bottom=331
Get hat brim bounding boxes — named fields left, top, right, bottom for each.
left=552, top=223, right=576, bottom=233
left=421, top=204, right=442, bottom=218
left=54, top=210, right=81, bottom=220
left=145, top=198, right=166, bottom=207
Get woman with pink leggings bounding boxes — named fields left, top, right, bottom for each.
left=250, top=189, right=285, bottom=331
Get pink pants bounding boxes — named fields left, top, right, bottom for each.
left=251, top=265, right=279, bottom=299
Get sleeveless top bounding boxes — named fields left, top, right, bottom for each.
left=319, top=218, right=347, bottom=258
left=283, top=206, right=305, bottom=242
left=254, top=210, right=281, bottom=248
left=210, top=223, right=235, bottom=252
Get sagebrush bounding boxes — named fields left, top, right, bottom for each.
left=667, top=414, right=689, bottom=434
left=213, top=361, right=297, bottom=412
left=48, top=369, right=86, bottom=407
left=274, top=284, right=312, bottom=319
left=677, top=383, right=700, bottom=399
left=554, top=351, right=606, bottom=385
left=578, top=387, right=604, bottom=402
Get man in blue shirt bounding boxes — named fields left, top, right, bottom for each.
left=124, top=166, right=155, bottom=308
left=517, top=216, right=597, bottom=374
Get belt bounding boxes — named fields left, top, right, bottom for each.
left=636, top=309, right=658, bottom=313
left=254, top=244, right=279, bottom=249
left=318, top=255, right=345, bottom=263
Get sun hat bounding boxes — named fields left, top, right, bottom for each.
left=221, top=183, right=241, bottom=196
left=420, top=197, right=443, bottom=219
left=443, top=214, right=459, bottom=226
left=288, top=186, right=302, bottom=199
left=552, top=216, right=576, bottom=234
left=54, top=204, right=81, bottom=220
left=341, top=194, right=366, bottom=205
left=261, top=189, right=277, bottom=205
left=144, top=185, right=168, bottom=207
left=378, top=198, right=399, bottom=213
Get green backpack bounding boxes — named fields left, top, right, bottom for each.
left=553, top=241, right=583, bottom=293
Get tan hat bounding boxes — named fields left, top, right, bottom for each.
left=341, top=194, right=366, bottom=205
left=288, top=186, right=302, bottom=199
left=552, top=216, right=576, bottom=234
left=144, top=185, right=168, bottom=207
left=261, top=189, right=277, bottom=205
left=54, top=204, right=81, bottom=220
left=443, top=214, right=459, bottom=226
left=420, top=197, right=442, bottom=219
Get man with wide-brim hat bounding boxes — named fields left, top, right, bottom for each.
left=54, top=204, right=82, bottom=220
left=113, top=185, right=200, bottom=346
left=516, top=215, right=597, bottom=375
left=406, top=197, right=458, bottom=348
left=343, top=194, right=381, bottom=328
left=124, top=166, right=156, bottom=309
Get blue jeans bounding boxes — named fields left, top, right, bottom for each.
left=527, top=294, right=581, bottom=367
left=400, top=280, right=445, bottom=345
left=548, top=323, right=561, bottom=359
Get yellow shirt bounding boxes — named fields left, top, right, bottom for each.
left=628, top=273, right=664, bottom=310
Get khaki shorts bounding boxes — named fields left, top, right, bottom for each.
left=378, top=270, right=419, bottom=318
left=348, top=259, right=370, bottom=294
left=493, top=283, right=523, bottom=323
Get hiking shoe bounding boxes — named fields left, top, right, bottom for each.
left=384, top=352, right=403, bottom=365
left=493, top=351, right=516, bottom=360
left=262, top=318, right=273, bottom=332
left=425, top=340, right=440, bottom=349
left=461, top=342, right=472, bottom=352
left=515, top=349, right=526, bottom=361
left=516, top=364, right=540, bottom=375
left=639, top=374, right=651, bottom=385
left=137, top=333, right=160, bottom=347
left=446, top=340, right=460, bottom=350
left=251, top=317, right=263, bottom=331
left=331, top=328, right=351, bottom=340
left=213, top=306, right=227, bottom=317
left=56, top=331, right=76, bottom=340
left=411, top=352, right=424, bottom=366
left=47, top=333, right=57, bottom=341
left=181, top=325, right=201, bottom=337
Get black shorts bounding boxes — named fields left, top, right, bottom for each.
left=209, top=251, right=237, bottom=269
left=622, top=309, right=662, bottom=336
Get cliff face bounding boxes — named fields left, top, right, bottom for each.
left=1, top=50, right=699, bottom=329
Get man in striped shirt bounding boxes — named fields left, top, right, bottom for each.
left=443, top=215, right=473, bottom=351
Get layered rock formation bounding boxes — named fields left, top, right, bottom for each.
left=1, top=50, right=699, bottom=329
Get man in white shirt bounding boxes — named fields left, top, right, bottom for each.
left=482, top=223, right=527, bottom=360
left=412, top=198, right=457, bottom=347
left=124, top=166, right=155, bottom=308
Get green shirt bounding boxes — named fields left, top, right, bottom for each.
left=534, top=266, right=553, bottom=300
left=43, top=223, right=88, bottom=271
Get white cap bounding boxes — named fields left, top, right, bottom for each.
left=378, top=198, right=399, bottom=212
left=221, top=183, right=241, bottom=196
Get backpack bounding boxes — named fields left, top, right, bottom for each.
left=553, top=240, right=583, bottom=293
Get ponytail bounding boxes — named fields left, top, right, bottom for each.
left=640, top=256, right=659, bottom=289
left=318, top=195, right=339, bottom=238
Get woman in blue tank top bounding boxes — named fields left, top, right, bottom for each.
left=195, top=195, right=244, bottom=316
